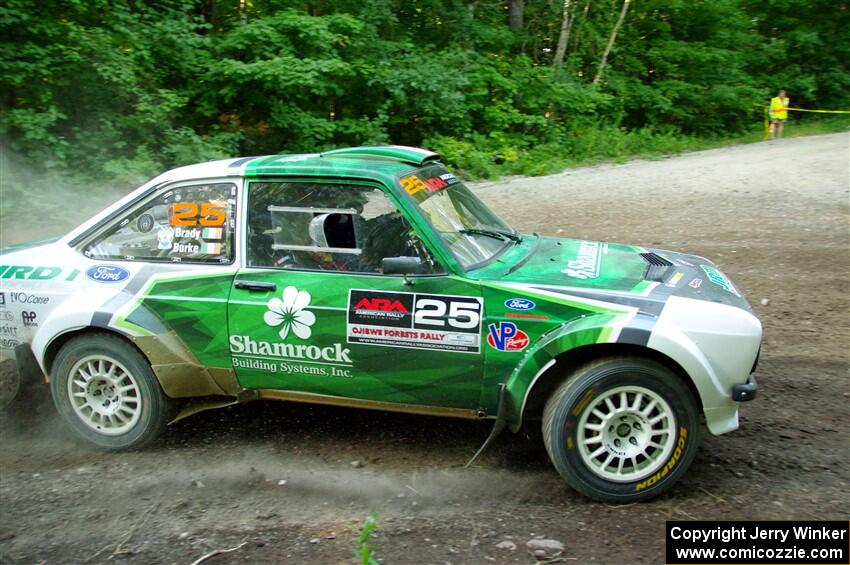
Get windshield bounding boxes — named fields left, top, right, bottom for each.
left=398, top=163, right=518, bottom=269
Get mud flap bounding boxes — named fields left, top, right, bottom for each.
left=465, top=384, right=507, bottom=468
left=169, top=389, right=259, bottom=425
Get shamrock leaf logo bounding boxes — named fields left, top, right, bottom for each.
left=263, top=286, right=316, bottom=340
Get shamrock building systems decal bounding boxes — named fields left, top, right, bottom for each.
left=230, top=286, right=352, bottom=367
left=347, top=289, right=483, bottom=354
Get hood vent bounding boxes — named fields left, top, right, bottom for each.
left=640, top=252, right=674, bottom=282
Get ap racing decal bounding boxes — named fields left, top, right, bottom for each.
left=347, top=289, right=482, bottom=354
left=487, top=322, right=529, bottom=352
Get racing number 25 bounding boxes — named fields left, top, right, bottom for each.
left=414, top=298, right=481, bottom=330
left=170, top=202, right=226, bottom=227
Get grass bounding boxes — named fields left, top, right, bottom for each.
left=355, top=512, right=379, bottom=565
left=430, top=115, right=849, bottom=181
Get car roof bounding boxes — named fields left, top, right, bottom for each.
left=155, top=145, right=442, bottom=185
left=62, top=146, right=442, bottom=245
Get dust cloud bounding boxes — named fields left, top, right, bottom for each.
left=0, top=142, right=141, bottom=247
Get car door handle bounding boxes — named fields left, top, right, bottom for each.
left=234, top=280, right=277, bottom=292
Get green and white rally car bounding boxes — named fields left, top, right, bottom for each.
left=0, top=146, right=760, bottom=502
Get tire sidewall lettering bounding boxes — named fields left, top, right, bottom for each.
left=548, top=360, right=700, bottom=501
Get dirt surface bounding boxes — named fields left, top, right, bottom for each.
left=1, top=133, right=848, bottom=564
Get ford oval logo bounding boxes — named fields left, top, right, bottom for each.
left=86, top=264, right=130, bottom=284
left=504, top=298, right=535, bottom=311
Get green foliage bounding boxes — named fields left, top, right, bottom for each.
left=1, top=0, right=847, bottom=183
left=355, top=512, right=379, bottom=565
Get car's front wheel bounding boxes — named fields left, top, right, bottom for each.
left=50, top=333, right=173, bottom=450
left=542, top=357, right=700, bottom=502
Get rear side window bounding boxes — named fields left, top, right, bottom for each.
left=84, top=183, right=236, bottom=264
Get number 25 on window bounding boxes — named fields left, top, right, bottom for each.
left=170, top=202, right=226, bottom=227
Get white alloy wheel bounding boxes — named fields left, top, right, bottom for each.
left=67, top=355, right=142, bottom=436
left=576, top=385, right=676, bottom=482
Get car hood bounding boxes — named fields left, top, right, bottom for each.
left=499, top=237, right=651, bottom=291
left=489, top=236, right=752, bottom=310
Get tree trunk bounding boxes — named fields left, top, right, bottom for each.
left=592, top=0, right=630, bottom=85
left=552, top=0, right=574, bottom=68
left=509, top=0, right=524, bottom=33
left=571, top=0, right=592, bottom=52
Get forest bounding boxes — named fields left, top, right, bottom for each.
left=1, top=0, right=848, bottom=182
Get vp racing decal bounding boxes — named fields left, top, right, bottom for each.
left=347, top=289, right=482, bottom=353
left=487, top=321, right=529, bottom=352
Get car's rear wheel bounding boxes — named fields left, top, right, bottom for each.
left=542, top=357, right=699, bottom=502
left=51, top=333, right=173, bottom=450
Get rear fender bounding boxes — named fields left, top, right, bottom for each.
left=34, top=296, right=239, bottom=398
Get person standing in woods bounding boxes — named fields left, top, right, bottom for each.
left=769, top=90, right=790, bottom=138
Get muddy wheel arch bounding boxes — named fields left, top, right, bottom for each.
left=512, top=342, right=701, bottom=433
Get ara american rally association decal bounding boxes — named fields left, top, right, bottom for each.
left=346, top=289, right=482, bottom=354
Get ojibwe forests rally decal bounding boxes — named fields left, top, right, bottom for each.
left=347, top=289, right=482, bottom=354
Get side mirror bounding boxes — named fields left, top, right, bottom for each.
left=382, top=256, right=422, bottom=275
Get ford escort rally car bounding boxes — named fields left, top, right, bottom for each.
left=0, top=146, right=761, bottom=502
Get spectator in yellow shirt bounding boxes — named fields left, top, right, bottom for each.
left=769, top=90, right=790, bottom=138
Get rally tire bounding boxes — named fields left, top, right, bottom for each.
left=542, top=357, right=700, bottom=503
left=50, top=333, right=173, bottom=450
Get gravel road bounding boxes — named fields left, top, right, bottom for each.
left=1, top=133, right=848, bottom=564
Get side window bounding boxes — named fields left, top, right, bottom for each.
left=85, top=183, right=236, bottom=264
left=247, top=182, right=440, bottom=274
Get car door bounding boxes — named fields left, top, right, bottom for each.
left=227, top=179, right=485, bottom=410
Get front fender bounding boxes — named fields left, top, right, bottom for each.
left=504, top=310, right=648, bottom=431
left=503, top=308, right=746, bottom=435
